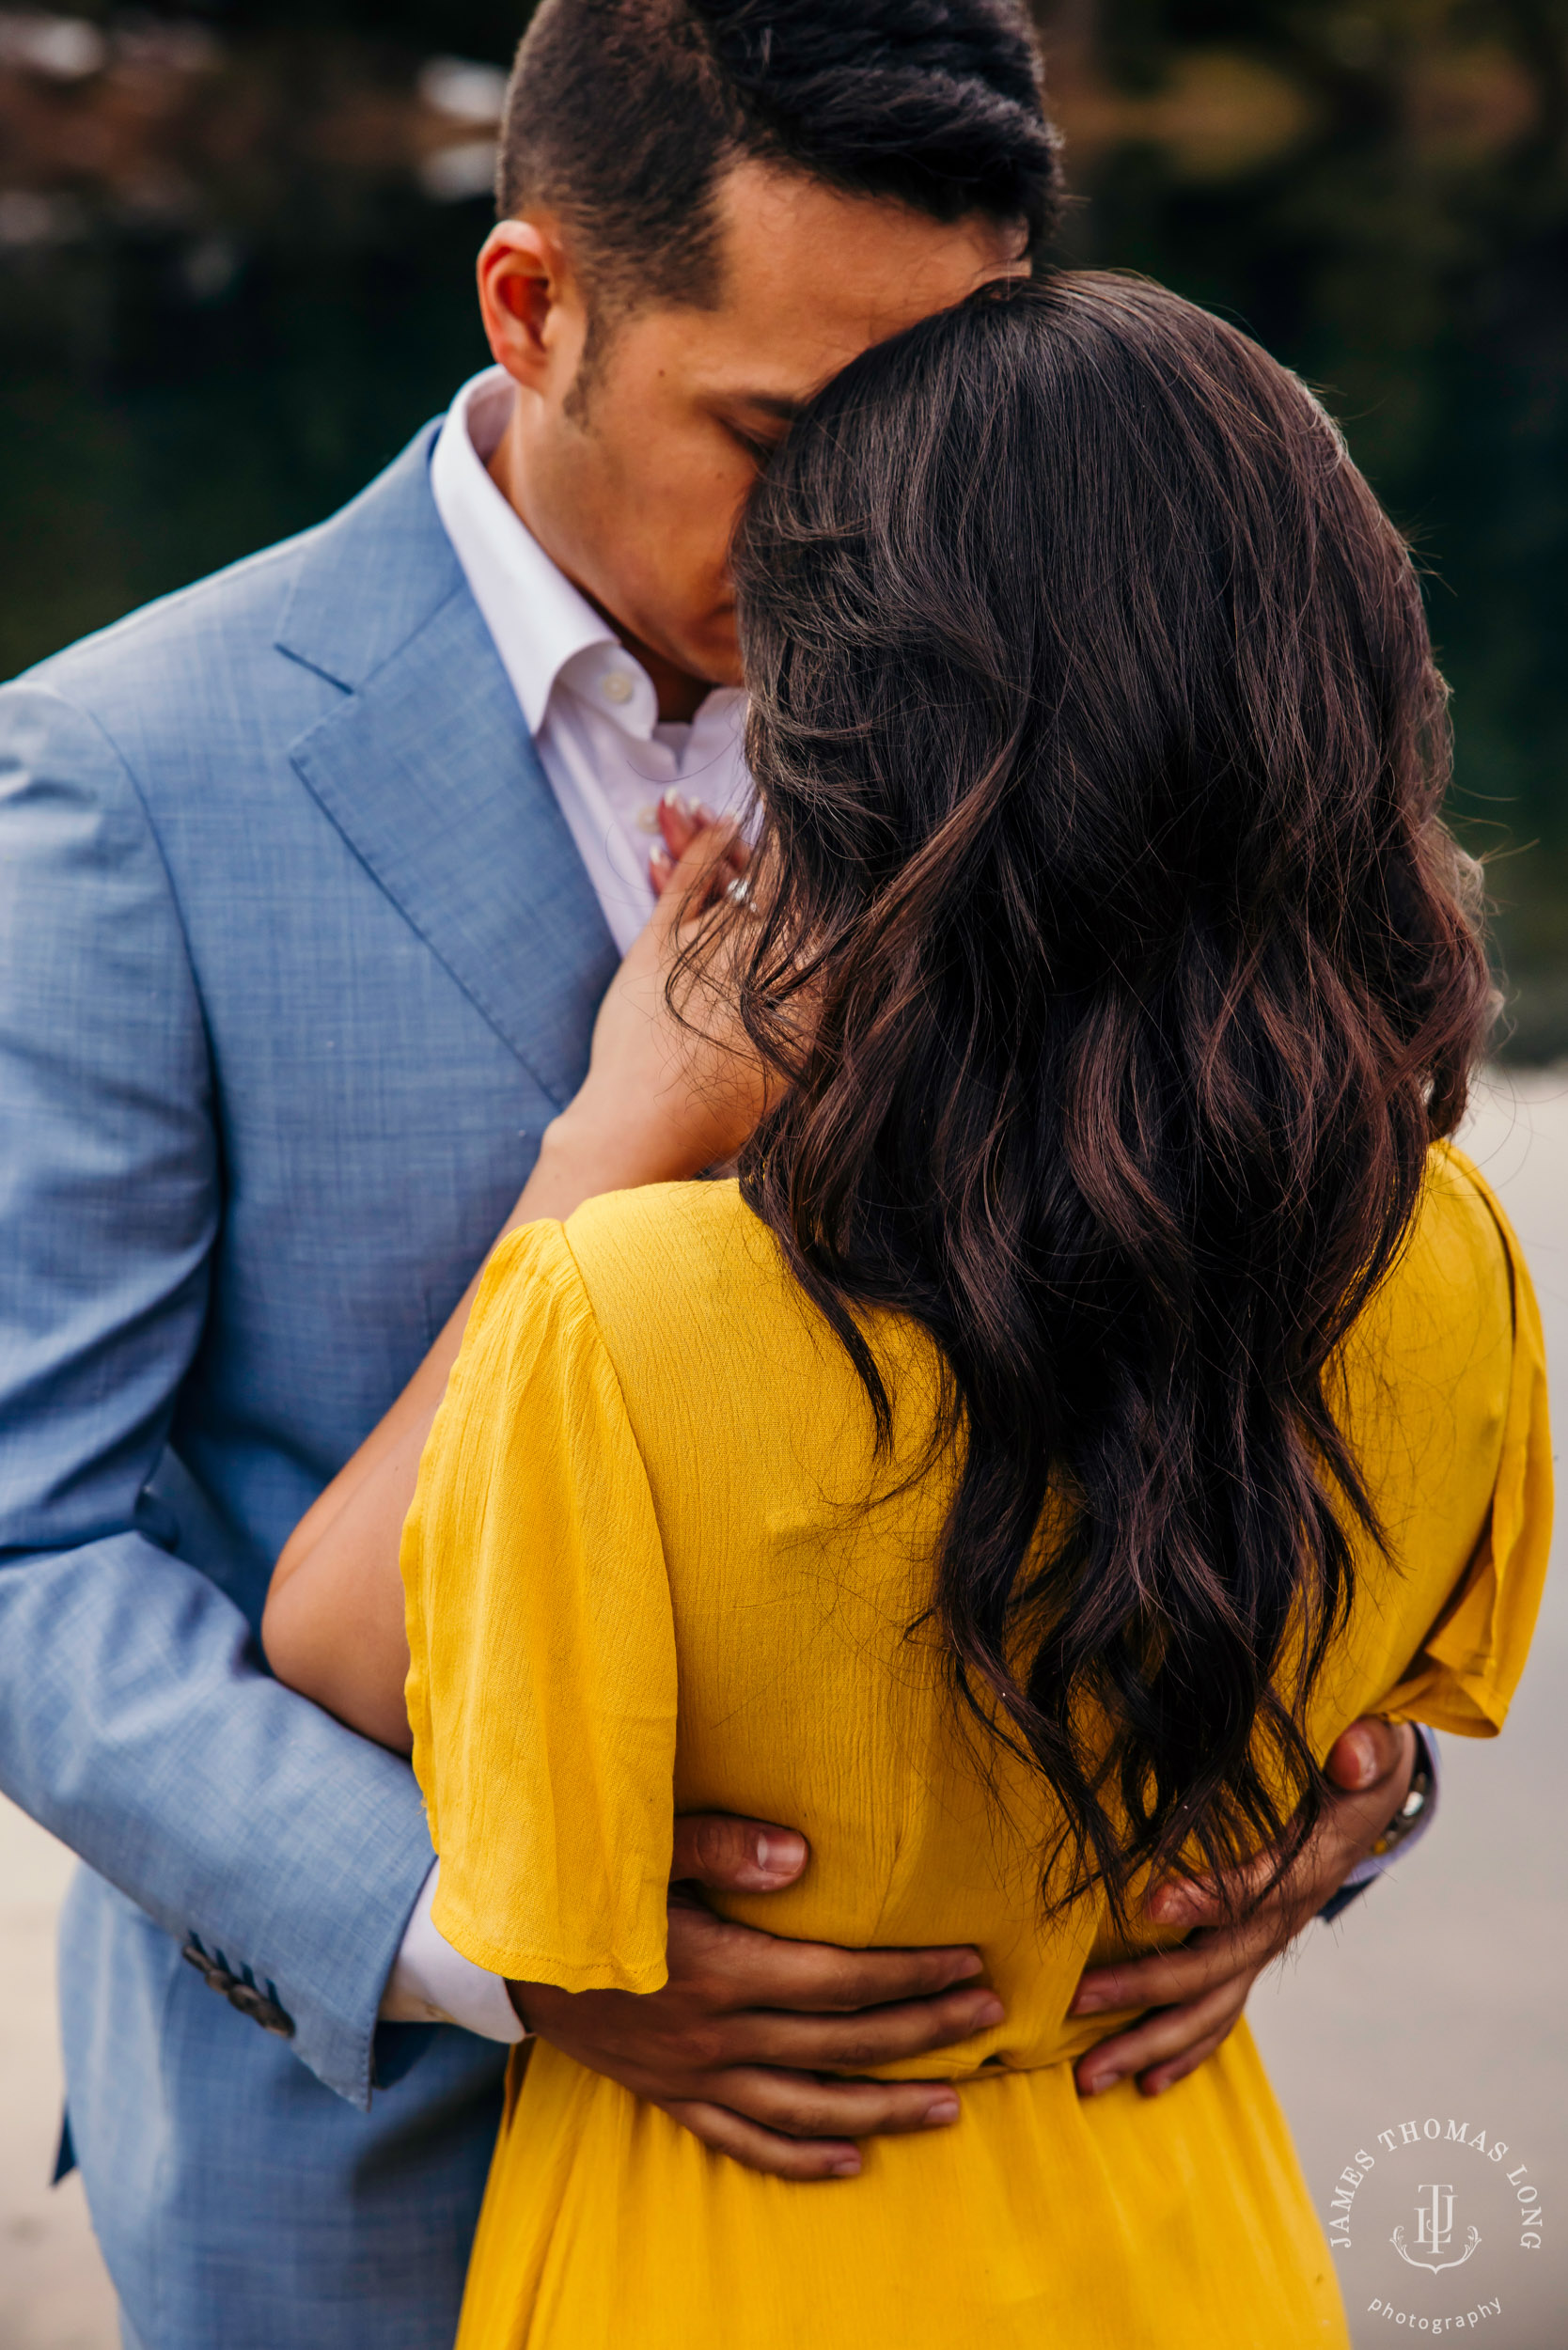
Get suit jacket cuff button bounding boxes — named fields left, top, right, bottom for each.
left=227, top=1981, right=296, bottom=2038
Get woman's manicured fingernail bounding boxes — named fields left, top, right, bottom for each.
left=829, top=2156, right=861, bottom=2177
left=1071, top=1985, right=1105, bottom=2015
left=974, top=1995, right=1005, bottom=2028
left=924, top=2096, right=960, bottom=2125
left=695, top=800, right=718, bottom=824
left=1080, top=2070, right=1118, bottom=2097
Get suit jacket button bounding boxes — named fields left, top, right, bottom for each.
left=226, top=1981, right=296, bottom=2038
left=181, top=1940, right=235, bottom=1994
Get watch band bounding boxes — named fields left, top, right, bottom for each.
left=1365, top=1727, right=1435, bottom=1860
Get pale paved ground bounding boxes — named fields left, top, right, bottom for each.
left=2, top=1068, right=1563, bottom=2348
left=0, top=1804, right=117, bottom=2349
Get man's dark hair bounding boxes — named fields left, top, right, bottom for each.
left=497, top=0, right=1062, bottom=312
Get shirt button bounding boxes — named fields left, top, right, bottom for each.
left=600, top=671, right=635, bottom=705
left=635, top=804, right=662, bottom=832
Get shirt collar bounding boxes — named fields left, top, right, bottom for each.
left=429, top=367, right=659, bottom=741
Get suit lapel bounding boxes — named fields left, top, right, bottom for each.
left=277, top=429, right=619, bottom=1107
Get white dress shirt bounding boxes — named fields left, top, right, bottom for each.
left=381, top=370, right=752, bottom=2039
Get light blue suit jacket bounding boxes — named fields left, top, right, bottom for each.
left=0, top=426, right=619, bottom=2347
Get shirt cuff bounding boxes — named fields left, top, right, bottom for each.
left=379, top=1860, right=526, bottom=2042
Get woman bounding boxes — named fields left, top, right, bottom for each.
left=263, top=276, right=1549, bottom=2347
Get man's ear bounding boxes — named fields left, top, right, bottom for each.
left=477, top=215, right=588, bottom=396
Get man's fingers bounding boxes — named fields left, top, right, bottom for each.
left=1136, top=2025, right=1235, bottom=2098
left=1146, top=1719, right=1419, bottom=1931
left=1146, top=1854, right=1276, bottom=1930
left=666, top=1906, right=986, bottom=2014
left=713, top=1984, right=1005, bottom=2073
left=1072, top=1923, right=1275, bottom=2017
left=1074, top=1979, right=1248, bottom=2099
left=1310, top=1720, right=1418, bottom=1863
left=704, top=2066, right=961, bottom=2141
left=655, top=2099, right=862, bottom=2182
left=669, top=1812, right=808, bottom=1893
left=1325, top=1715, right=1412, bottom=1794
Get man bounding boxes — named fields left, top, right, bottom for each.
left=0, top=2, right=1428, bottom=2342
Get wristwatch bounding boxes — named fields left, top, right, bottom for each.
left=1366, top=1726, right=1435, bottom=1859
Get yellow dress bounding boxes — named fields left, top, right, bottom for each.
left=401, top=1143, right=1550, bottom=2350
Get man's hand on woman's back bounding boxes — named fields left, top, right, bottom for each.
left=1069, top=1717, right=1419, bottom=2098
left=512, top=1722, right=1418, bottom=2176
left=508, top=1812, right=1001, bottom=2181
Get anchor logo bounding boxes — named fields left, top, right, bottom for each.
left=1390, top=2184, right=1481, bottom=2276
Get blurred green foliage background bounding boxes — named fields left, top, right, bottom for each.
left=2, top=0, right=1564, bottom=1049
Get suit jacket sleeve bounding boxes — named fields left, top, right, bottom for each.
left=0, top=679, right=434, bottom=2110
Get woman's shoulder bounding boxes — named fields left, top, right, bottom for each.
left=1369, top=1138, right=1526, bottom=1370
left=1325, top=1141, right=1551, bottom=1740
left=480, top=1180, right=774, bottom=1311
left=1417, top=1137, right=1520, bottom=1282
left=567, top=1171, right=760, bottom=1248
left=1337, top=1140, right=1521, bottom=1427
left=1334, top=1137, right=1538, bottom=1544
left=561, top=1177, right=782, bottom=1302
left=557, top=1178, right=812, bottom=1376
left=546, top=1180, right=866, bottom=1465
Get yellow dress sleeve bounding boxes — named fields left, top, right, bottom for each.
left=400, top=1218, right=677, bottom=1991
left=1373, top=1146, right=1553, bottom=1737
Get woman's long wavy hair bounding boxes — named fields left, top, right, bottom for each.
left=713, top=274, right=1493, bottom=1924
